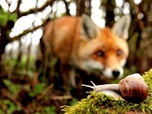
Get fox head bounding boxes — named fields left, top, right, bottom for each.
left=78, top=14, right=131, bottom=79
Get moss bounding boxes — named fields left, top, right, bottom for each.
left=62, top=69, right=152, bottom=114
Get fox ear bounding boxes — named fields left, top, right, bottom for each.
left=81, top=14, right=98, bottom=39
left=112, top=15, right=131, bottom=40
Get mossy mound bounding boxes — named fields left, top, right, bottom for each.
left=62, top=69, right=152, bottom=114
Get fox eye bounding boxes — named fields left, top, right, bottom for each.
left=96, top=50, right=105, bottom=57
left=117, top=49, right=123, bottom=56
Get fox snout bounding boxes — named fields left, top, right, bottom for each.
left=80, top=59, right=124, bottom=79
left=112, top=70, right=121, bottom=78
left=102, top=67, right=124, bottom=79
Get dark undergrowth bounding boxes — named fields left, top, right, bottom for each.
left=0, top=57, right=137, bottom=114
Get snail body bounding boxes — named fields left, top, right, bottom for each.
left=81, top=73, right=149, bottom=102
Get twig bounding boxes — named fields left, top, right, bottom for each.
left=51, top=95, right=72, bottom=100
left=2, top=88, right=23, bottom=109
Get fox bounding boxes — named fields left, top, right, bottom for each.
left=38, top=14, right=131, bottom=88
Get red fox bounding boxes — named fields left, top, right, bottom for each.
left=39, top=14, right=130, bottom=88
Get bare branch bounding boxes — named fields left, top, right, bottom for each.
left=19, top=0, right=55, bottom=17
left=63, top=0, right=70, bottom=15
left=9, top=21, right=47, bottom=42
left=15, top=0, right=22, bottom=15
left=8, top=0, right=56, bottom=43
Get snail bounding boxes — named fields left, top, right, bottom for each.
left=81, top=73, right=149, bottom=102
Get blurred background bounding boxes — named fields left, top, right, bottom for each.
left=0, top=0, right=152, bottom=113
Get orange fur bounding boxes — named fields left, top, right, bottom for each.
left=40, top=14, right=131, bottom=87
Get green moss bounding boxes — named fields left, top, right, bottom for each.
left=62, top=69, right=152, bottom=114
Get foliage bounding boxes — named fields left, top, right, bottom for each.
left=0, top=79, right=57, bottom=113
left=63, top=69, right=152, bottom=114
left=3, top=56, right=35, bottom=76
left=0, top=99, right=21, bottom=114
left=0, top=57, right=79, bottom=114
left=3, top=79, right=21, bottom=95
left=29, top=83, right=45, bottom=97
left=0, top=9, right=17, bottom=27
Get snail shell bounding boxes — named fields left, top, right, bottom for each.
left=119, top=74, right=149, bottom=102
